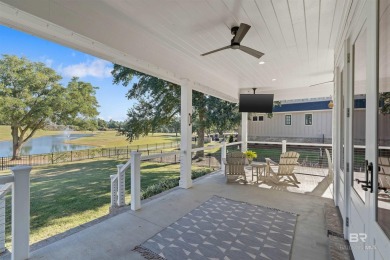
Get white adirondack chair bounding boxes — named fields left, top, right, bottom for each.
left=378, top=157, right=390, bottom=193
left=223, top=151, right=247, bottom=183
left=266, top=151, right=300, bottom=184
left=325, top=149, right=334, bottom=179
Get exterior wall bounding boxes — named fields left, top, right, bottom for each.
left=248, top=110, right=332, bottom=143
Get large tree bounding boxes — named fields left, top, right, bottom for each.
left=206, top=96, right=241, bottom=136
left=0, top=55, right=99, bottom=159
left=112, top=64, right=241, bottom=156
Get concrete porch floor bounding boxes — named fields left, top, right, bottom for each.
left=28, top=171, right=333, bottom=260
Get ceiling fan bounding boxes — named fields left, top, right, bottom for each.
left=201, top=23, right=264, bottom=59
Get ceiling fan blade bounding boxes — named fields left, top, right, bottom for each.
left=201, top=46, right=231, bottom=56
left=233, top=23, right=251, bottom=43
left=239, top=46, right=264, bottom=59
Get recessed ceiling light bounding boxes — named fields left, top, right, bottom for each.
left=259, top=61, right=265, bottom=65
left=272, top=78, right=276, bottom=81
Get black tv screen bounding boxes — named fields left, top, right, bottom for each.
left=239, top=94, right=274, bottom=113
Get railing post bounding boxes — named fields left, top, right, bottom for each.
left=282, top=140, right=287, bottom=153
left=110, top=175, right=118, bottom=209
left=117, top=164, right=125, bottom=207
left=0, top=195, right=5, bottom=254
left=221, top=141, right=226, bottom=172
left=11, top=165, right=32, bottom=260
left=241, top=112, right=248, bottom=152
left=131, top=151, right=142, bottom=211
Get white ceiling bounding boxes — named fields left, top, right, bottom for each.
left=0, top=0, right=348, bottom=102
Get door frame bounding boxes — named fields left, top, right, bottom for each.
left=345, top=3, right=371, bottom=259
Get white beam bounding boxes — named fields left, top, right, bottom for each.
left=11, top=166, right=31, bottom=260
left=241, top=112, right=248, bottom=152
left=179, top=81, right=193, bottom=189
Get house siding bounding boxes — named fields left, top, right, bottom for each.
left=248, top=110, right=332, bottom=143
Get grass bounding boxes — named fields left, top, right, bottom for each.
left=2, top=159, right=212, bottom=246
left=0, top=125, right=180, bottom=148
left=0, top=125, right=77, bottom=142
left=66, top=131, right=180, bottom=147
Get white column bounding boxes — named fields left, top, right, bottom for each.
left=117, top=164, right=125, bottom=207
left=131, top=152, right=141, bottom=211
left=241, top=112, right=248, bottom=152
left=282, top=140, right=287, bottom=153
left=11, top=166, right=31, bottom=260
left=179, top=81, right=193, bottom=189
left=221, top=141, right=227, bottom=172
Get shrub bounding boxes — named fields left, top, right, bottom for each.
left=140, top=169, right=212, bottom=200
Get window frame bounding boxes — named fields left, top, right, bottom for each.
left=304, top=113, right=313, bottom=126
left=285, top=114, right=292, bottom=126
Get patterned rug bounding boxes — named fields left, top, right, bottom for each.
left=133, top=196, right=298, bottom=260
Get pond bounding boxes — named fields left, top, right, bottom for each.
left=0, top=134, right=95, bottom=157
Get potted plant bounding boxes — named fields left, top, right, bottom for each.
left=244, top=150, right=257, bottom=164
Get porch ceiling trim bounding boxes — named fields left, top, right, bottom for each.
left=0, top=2, right=238, bottom=103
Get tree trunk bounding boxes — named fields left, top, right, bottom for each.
left=11, top=126, right=23, bottom=160
left=195, top=108, right=206, bottom=158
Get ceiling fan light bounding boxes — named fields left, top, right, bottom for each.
left=259, top=61, right=265, bottom=64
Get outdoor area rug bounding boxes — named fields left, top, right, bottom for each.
left=133, top=196, right=298, bottom=260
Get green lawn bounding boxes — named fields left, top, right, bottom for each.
left=0, top=125, right=76, bottom=142
left=67, top=131, right=180, bottom=147
left=2, top=159, right=211, bottom=246
left=0, top=125, right=180, bottom=148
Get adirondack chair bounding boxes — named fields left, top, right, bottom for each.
left=378, top=157, right=390, bottom=193
left=223, top=151, right=247, bottom=183
left=266, top=151, right=300, bottom=184
left=325, top=149, right=334, bottom=179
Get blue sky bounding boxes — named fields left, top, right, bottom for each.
left=0, top=25, right=135, bottom=121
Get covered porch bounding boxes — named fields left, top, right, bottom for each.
left=1, top=0, right=389, bottom=259
left=26, top=171, right=331, bottom=260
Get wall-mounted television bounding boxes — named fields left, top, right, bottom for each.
left=239, top=94, right=274, bottom=113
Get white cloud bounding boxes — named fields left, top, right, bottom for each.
left=44, top=59, right=53, bottom=67
left=60, top=59, right=112, bottom=78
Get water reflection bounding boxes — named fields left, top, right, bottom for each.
left=0, top=134, right=94, bottom=157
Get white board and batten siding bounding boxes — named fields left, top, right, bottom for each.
left=248, top=110, right=332, bottom=141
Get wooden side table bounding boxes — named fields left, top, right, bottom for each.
left=251, top=162, right=267, bottom=183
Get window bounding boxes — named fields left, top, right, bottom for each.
left=305, top=114, right=313, bottom=125
left=258, top=116, right=264, bottom=121
left=252, top=116, right=258, bottom=121
left=285, top=115, right=291, bottom=125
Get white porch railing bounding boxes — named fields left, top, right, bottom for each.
left=109, top=139, right=339, bottom=212
left=109, top=142, right=245, bottom=211
left=110, top=151, right=181, bottom=211
left=0, top=166, right=31, bottom=260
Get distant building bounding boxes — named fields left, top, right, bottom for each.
left=248, top=98, right=335, bottom=144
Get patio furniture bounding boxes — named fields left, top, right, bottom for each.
left=325, top=149, right=334, bottom=179
left=378, top=157, right=390, bottom=193
left=223, top=151, right=247, bottom=183
left=266, top=151, right=300, bottom=184
left=251, top=162, right=267, bottom=183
